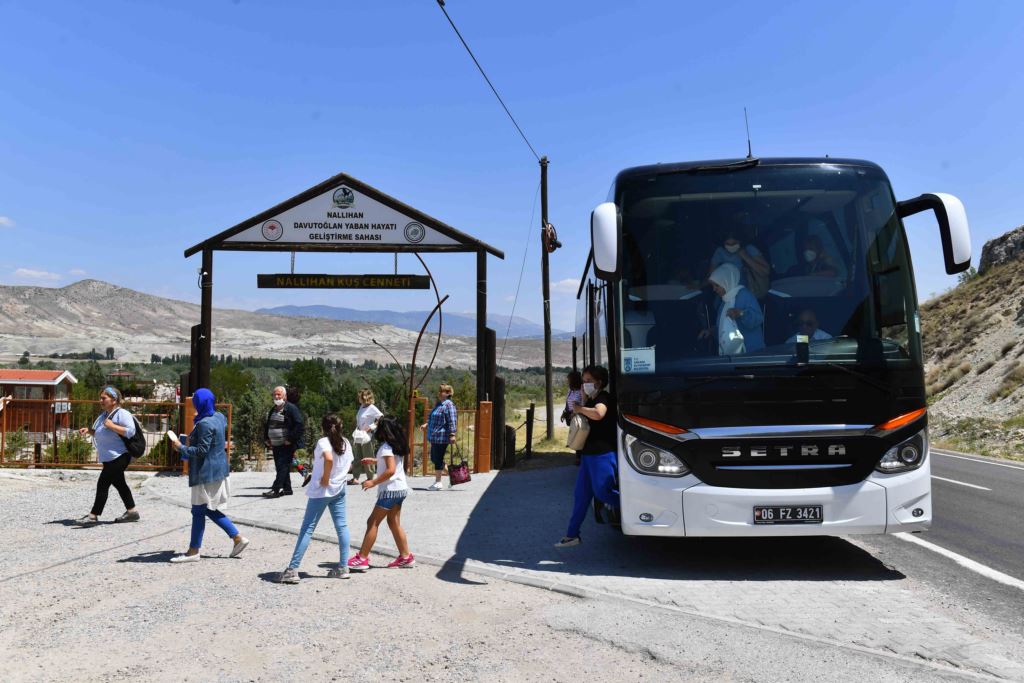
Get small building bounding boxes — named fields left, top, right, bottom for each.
left=0, top=369, right=78, bottom=432
left=105, top=369, right=135, bottom=383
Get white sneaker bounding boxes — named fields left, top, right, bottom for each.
left=554, top=536, right=581, bottom=548
left=230, top=537, right=250, bottom=558
left=427, top=482, right=443, bottom=491
left=170, top=553, right=201, bottom=563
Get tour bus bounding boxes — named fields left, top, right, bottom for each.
left=576, top=157, right=970, bottom=536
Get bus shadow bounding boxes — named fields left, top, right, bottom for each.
left=442, top=465, right=905, bottom=584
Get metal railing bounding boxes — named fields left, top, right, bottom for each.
left=412, top=405, right=478, bottom=476
left=0, top=397, right=231, bottom=471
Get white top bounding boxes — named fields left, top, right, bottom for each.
left=307, top=436, right=353, bottom=498
left=376, top=442, right=408, bottom=493
left=355, top=404, right=383, bottom=431
left=191, top=478, right=231, bottom=511
left=786, top=329, right=834, bottom=343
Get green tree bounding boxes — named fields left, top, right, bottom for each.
left=209, top=364, right=255, bottom=405
left=233, top=388, right=270, bottom=462
left=285, top=359, right=334, bottom=396
left=17, top=351, right=29, bottom=367
left=957, top=265, right=978, bottom=286
left=105, top=347, right=115, bottom=360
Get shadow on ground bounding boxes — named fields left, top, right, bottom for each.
left=440, top=464, right=905, bottom=584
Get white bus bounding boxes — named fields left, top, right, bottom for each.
left=577, top=157, right=970, bottom=536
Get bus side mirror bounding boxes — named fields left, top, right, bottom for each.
left=591, top=202, right=620, bottom=279
left=897, top=193, right=971, bottom=274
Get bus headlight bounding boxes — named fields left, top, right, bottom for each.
left=875, top=429, right=928, bottom=474
left=624, top=434, right=690, bottom=477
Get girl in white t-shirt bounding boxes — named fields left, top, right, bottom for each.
left=347, top=416, right=414, bottom=570
left=277, top=414, right=354, bottom=584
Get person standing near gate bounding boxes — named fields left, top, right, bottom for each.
left=75, top=386, right=141, bottom=525
left=351, top=388, right=382, bottom=486
left=424, top=383, right=457, bottom=491
left=263, top=385, right=303, bottom=498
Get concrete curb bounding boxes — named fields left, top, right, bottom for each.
left=140, top=476, right=1002, bottom=681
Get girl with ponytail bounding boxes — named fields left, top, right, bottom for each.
left=276, top=413, right=354, bottom=583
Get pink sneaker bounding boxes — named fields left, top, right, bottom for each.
left=347, top=554, right=370, bottom=572
left=387, top=554, right=415, bottom=569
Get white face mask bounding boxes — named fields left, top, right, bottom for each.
left=724, top=243, right=741, bottom=254
left=803, top=249, right=817, bottom=263
left=582, top=382, right=597, bottom=397
left=273, top=398, right=285, bottom=407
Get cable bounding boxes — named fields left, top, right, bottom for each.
left=499, top=181, right=541, bottom=366
left=435, top=1, right=540, bottom=162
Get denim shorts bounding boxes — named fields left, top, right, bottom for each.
left=429, top=442, right=449, bottom=470
left=375, top=490, right=408, bottom=511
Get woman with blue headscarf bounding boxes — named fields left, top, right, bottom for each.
left=169, top=388, right=250, bottom=563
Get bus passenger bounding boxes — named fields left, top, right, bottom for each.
left=699, top=263, right=765, bottom=354
left=708, top=227, right=770, bottom=295
left=786, top=309, right=834, bottom=343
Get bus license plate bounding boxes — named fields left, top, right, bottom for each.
left=753, top=505, right=823, bottom=525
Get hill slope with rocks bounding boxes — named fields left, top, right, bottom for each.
left=0, top=280, right=570, bottom=370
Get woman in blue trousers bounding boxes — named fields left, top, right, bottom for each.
left=169, top=389, right=249, bottom=562
left=556, top=365, right=620, bottom=547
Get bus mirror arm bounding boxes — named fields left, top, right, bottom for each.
left=897, top=193, right=972, bottom=275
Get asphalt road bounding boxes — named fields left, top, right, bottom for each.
left=928, top=448, right=1024, bottom=581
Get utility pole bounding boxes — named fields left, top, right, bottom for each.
left=540, top=157, right=554, bottom=440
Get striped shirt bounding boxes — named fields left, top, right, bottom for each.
left=426, top=399, right=457, bottom=445
left=267, top=408, right=287, bottom=446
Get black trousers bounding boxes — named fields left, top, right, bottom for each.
left=91, top=453, right=135, bottom=515
left=271, top=445, right=295, bottom=493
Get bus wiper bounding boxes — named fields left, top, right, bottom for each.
left=817, top=361, right=894, bottom=397
left=682, top=158, right=760, bottom=174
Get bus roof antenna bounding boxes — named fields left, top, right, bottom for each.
left=744, top=107, right=753, bottom=159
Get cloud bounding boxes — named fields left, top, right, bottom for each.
left=13, top=268, right=61, bottom=282
left=69, top=268, right=88, bottom=276
left=550, top=278, right=579, bottom=296
left=0, top=216, right=14, bottom=228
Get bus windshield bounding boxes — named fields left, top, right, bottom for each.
left=616, top=162, right=922, bottom=378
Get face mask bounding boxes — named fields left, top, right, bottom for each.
left=803, top=250, right=817, bottom=263
left=273, top=398, right=285, bottom=407
left=724, top=243, right=741, bottom=254
left=582, top=382, right=597, bottom=397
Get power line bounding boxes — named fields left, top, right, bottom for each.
left=435, top=1, right=540, bottom=162
left=499, top=181, right=541, bottom=365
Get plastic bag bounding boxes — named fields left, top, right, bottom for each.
left=351, top=428, right=370, bottom=445
left=719, top=316, right=746, bottom=356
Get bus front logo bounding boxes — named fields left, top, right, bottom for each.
left=721, top=444, right=846, bottom=458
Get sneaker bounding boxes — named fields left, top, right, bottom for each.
left=427, top=482, right=443, bottom=491
left=114, top=510, right=140, bottom=523
left=328, top=566, right=351, bottom=579
left=230, top=537, right=250, bottom=558
left=347, top=554, right=370, bottom=572
left=387, top=554, right=416, bottom=569
left=262, top=490, right=280, bottom=498
left=554, top=536, right=581, bottom=548
left=277, top=567, right=299, bottom=584
left=169, top=552, right=201, bottom=563
left=75, top=514, right=98, bottom=525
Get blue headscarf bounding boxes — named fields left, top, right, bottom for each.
left=192, top=388, right=216, bottom=425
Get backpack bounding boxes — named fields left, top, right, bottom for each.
left=110, top=408, right=147, bottom=458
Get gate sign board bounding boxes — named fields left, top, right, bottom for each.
left=257, top=273, right=431, bottom=289
left=225, top=183, right=459, bottom=248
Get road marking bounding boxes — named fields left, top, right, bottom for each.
left=933, top=450, right=1024, bottom=471
left=894, top=532, right=1024, bottom=592
left=930, top=475, right=991, bottom=491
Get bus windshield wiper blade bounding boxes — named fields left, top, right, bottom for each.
left=818, top=362, right=894, bottom=397
left=681, top=158, right=760, bottom=174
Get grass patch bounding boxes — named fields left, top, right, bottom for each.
left=925, top=360, right=971, bottom=397
left=1001, top=340, right=1018, bottom=357
left=975, top=358, right=996, bottom=374
left=988, top=362, right=1024, bottom=402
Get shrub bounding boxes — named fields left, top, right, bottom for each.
left=988, top=364, right=1024, bottom=402
left=4, top=428, right=29, bottom=454
left=58, top=432, right=93, bottom=464
left=1001, top=340, right=1017, bottom=357
left=975, top=358, right=996, bottom=374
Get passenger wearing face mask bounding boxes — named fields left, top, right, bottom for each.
left=263, top=385, right=305, bottom=498
left=789, top=235, right=838, bottom=277
left=708, top=228, right=770, bottom=297
left=555, top=365, right=620, bottom=548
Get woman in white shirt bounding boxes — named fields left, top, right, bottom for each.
left=277, top=413, right=353, bottom=583
left=350, top=388, right=383, bottom=485
left=347, top=416, right=414, bottom=571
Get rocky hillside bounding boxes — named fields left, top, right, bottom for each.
left=0, top=280, right=570, bottom=370
left=922, top=225, right=1024, bottom=458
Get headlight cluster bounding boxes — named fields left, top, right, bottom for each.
left=875, top=429, right=927, bottom=474
left=623, top=434, right=690, bottom=477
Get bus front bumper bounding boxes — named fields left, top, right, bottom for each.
left=618, top=453, right=932, bottom=537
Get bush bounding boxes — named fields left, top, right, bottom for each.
left=4, top=428, right=29, bottom=454
left=975, top=358, right=996, bottom=375
left=1001, top=340, right=1018, bottom=357
left=58, top=432, right=93, bottom=463
left=988, top=363, right=1024, bottom=402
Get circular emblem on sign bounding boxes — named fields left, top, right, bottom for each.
left=261, top=220, right=283, bottom=241
left=332, top=187, right=355, bottom=209
left=404, top=221, right=426, bottom=244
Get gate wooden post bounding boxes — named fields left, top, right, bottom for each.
left=475, top=401, right=492, bottom=473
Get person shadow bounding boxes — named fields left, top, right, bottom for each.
left=440, top=464, right=906, bottom=585
left=118, top=550, right=178, bottom=563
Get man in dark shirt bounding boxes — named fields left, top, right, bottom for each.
left=262, top=385, right=304, bottom=497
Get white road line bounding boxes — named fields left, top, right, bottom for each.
left=930, top=475, right=991, bottom=491
left=894, top=532, right=1024, bottom=592
left=933, top=450, right=1024, bottom=471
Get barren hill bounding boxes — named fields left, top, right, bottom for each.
left=0, top=280, right=570, bottom=370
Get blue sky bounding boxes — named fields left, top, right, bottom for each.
left=1, top=1, right=1022, bottom=333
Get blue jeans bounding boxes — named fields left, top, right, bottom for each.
left=566, top=451, right=620, bottom=538
left=288, top=491, right=350, bottom=570
left=190, top=504, right=239, bottom=549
